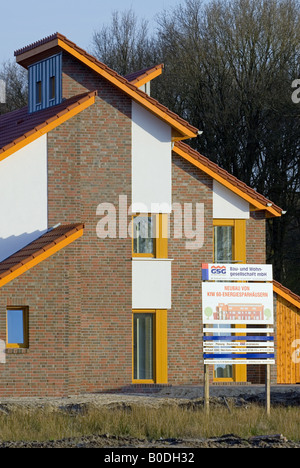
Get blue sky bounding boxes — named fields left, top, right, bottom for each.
left=0, top=0, right=180, bottom=65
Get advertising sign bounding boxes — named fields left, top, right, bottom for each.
left=202, top=263, right=273, bottom=282
left=202, top=282, right=274, bottom=325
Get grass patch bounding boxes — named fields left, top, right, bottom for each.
left=0, top=403, right=299, bottom=442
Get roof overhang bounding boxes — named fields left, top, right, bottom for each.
left=273, top=280, right=300, bottom=309
left=0, top=224, right=84, bottom=289
left=126, top=64, right=164, bottom=87
left=173, top=141, right=283, bottom=218
left=15, top=34, right=198, bottom=142
left=0, top=91, right=96, bottom=163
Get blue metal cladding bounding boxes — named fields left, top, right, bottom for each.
left=28, top=53, right=62, bottom=113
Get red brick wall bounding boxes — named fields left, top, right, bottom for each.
left=48, top=52, right=133, bottom=393
left=0, top=49, right=271, bottom=395
left=169, top=155, right=270, bottom=386
left=0, top=51, right=133, bottom=396
left=168, top=153, right=213, bottom=385
left=0, top=248, right=75, bottom=396
left=246, top=211, right=266, bottom=264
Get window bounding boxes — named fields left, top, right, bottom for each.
left=134, top=313, right=154, bottom=380
left=132, top=214, right=168, bottom=258
left=6, top=307, right=29, bottom=349
left=213, top=219, right=246, bottom=264
left=133, top=310, right=168, bottom=383
left=36, top=81, right=42, bottom=105
left=133, top=215, right=155, bottom=257
left=214, top=225, right=233, bottom=263
left=49, top=76, right=55, bottom=100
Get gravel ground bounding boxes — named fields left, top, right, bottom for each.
left=0, top=385, right=299, bottom=448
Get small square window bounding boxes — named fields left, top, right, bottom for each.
left=6, top=307, right=29, bottom=348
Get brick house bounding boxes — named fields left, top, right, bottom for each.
left=0, top=33, right=299, bottom=396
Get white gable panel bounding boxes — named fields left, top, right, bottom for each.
left=132, top=259, right=172, bottom=309
left=213, top=180, right=250, bottom=219
left=132, top=101, right=172, bottom=213
left=0, top=135, right=48, bottom=261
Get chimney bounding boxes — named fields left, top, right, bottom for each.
left=0, top=80, right=6, bottom=104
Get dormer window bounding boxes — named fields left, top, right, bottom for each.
left=36, top=81, right=42, bottom=105
left=49, top=76, right=55, bottom=101
left=28, top=53, right=62, bottom=113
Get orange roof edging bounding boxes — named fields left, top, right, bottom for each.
left=15, top=33, right=198, bottom=141
left=273, top=280, right=300, bottom=310
left=0, top=91, right=96, bottom=162
left=173, top=141, right=283, bottom=218
left=0, top=224, right=84, bottom=288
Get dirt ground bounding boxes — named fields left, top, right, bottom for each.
left=0, top=385, right=299, bottom=448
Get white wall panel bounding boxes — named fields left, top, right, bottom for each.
left=213, top=180, right=249, bottom=219
left=132, top=102, right=172, bottom=213
left=132, top=259, right=172, bottom=309
left=0, top=135, right=48, bottom=261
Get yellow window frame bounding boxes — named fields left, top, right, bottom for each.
left=213, top=219, right=247, bottom=383
left=132, top=214, right=168, bottom=259
left=132, top=309, right=168, bottom=384
left=6, top=306, right=29, bottom=349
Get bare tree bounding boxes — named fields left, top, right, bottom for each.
left=92, top=9, right=157, bottom=76
left=0, top=60, right=28, bottom=114
left=153, top=0, right=300, bottom=290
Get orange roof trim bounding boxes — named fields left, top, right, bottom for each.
left=173, top=141, right=283, bottom=218
left=125, top=64, right=164, bottom=87
left=15, top=33, right=198, bottom=141
left=0, top=91, right=96, bottom=162
left=273, top=280, right=300, bottom=310
left=0, top=224, right=84, bottom=289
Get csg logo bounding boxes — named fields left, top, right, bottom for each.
left=211, top=265, right=227, bottom=275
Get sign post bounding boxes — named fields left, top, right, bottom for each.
left=202, top=264, right=275, bottom=416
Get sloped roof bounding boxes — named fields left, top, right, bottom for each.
left=273, top=280, right=300, bottom=309
left=14, top=33, right=198, bottom=141
left=0, top=91, right=96, bottom=162
left=125, top=64, right=164, bottom=86
left=0, top=224, right=84, bottom=288
left=173, top=141, right=283, bottom=218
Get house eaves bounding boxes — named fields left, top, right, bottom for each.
left=14, top=33, right=198, bottom=141
left=0, top=91, right=96, bottom=162
left=125, top=64, right=164, bottom=87
left=0, top=224, right=84, bottom=288
left=173, top=141, right=284, bottom=218
left=273, top=280, right=300, bottom=310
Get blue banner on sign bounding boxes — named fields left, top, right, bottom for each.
left=203, top=354, right=275, bottom=359
left=203, top=336, right=274, bottom=341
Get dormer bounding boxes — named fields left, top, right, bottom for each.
left=14, top=33, right=64, bottom=113
left=28, top=53, right=62, bottom=113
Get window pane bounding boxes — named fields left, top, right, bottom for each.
left=7, top=310, right=24, bottom=344
left=49, top=76, right=55, bottom=100
left=133, top=216, right=155, bottom=254
left=36, top=81, right=42, bottom=104
left=134, top=314, right=154, bottom=380
left=214, top=226, right=233, bottom=262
